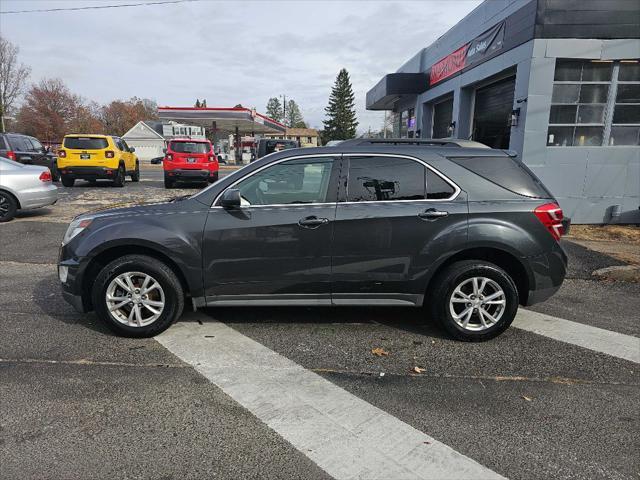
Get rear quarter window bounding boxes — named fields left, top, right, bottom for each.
left=64, top=137, right=109, bottom=150
left=449, top=156, right=553, bottom=198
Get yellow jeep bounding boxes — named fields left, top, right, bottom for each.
left=58, top=134, right=139, bottom=187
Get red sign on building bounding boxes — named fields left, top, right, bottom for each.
left=429, top=44, right=469, bottom=86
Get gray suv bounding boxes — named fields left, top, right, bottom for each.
left=58, top=139, right=568, bottom=341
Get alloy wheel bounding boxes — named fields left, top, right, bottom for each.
left=449, top=276, right=506, bottom=331
left=105, top=271, right=165, bottom=327
left=0, top=195, right=9, bottom=217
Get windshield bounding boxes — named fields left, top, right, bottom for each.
left=171, top=141, right=209, bottom=153
left=64, top=137, right=108, bottom=149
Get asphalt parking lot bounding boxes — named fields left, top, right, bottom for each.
left=0, top=166, right=638, bottom=480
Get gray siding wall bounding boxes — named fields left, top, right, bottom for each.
left=523, top=38, right=640, bottom=224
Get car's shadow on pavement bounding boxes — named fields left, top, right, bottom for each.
left=33, top=274, right=115, bottom=336
left=13, top=208, right=55, bottom=220
left=200, top=306, right=450, bottom=340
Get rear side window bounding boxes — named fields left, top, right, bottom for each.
left=450, top=156, right=552, bottom=198
left=64, top=137, right=109, bottom=150
left=171, top=141, right=209, bottom=153
left=9, top=135, right=32, bottom=151
left=347, top=156, right=425, bottom=202
left=426, top=169, right=456, bottom=199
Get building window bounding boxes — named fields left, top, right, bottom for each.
left=547, top=59, right=639, bottom=147
left=307, top=137, right=313, bottom=143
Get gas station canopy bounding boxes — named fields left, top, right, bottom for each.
left=157, top=106, right=286, bottom=135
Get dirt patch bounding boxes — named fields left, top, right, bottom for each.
left=568, top=225, right=640, bottom=243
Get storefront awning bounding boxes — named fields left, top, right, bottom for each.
left=157, top=107, right=286, bottom=135
left=366, top=73, right=428, bottom=110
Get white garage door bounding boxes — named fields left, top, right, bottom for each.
left=132, top=143, right=164, bottom=162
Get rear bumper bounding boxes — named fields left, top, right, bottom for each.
left=18, top=184, right=58, bottom=209
left=165, top=169, right=218, bottom=180
left=523, top=243, right=568, bottom=306
left=59, top=166, right=117, bottom=179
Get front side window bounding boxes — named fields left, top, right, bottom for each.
left=234, top=158, right=334, bottom=206
left=347, top=156, right=425, bottom=202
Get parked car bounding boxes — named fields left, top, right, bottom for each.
left=162, top=138, right=219, bottom=188
left=0, top=157, right=58, bottom=222
left=58, top=138, right=568, bottom=340
left=0, top=133, right=60, bottom=181
left=57, top=134, right=139, bottom=187
left=254, top=138, right=299, bottom=160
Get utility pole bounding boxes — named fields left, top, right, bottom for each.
left=280, top=94, right=287, bottom=130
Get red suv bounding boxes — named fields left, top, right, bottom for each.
left=163, top=139, right=219, bottom=188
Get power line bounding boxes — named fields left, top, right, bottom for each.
left=0, top=0, right=200, bottom=15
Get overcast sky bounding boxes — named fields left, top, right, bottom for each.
left=1, top=0, right=481, bottom=132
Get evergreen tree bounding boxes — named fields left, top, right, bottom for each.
left=195, top=99, right=201, bottom=108
left=285, top=99, right=306, bottom=128
left=265, top=97, right=283, bottom=123
left=322, top=68, right=358, bottom=141
left=202, top=99, right=207, bottom=107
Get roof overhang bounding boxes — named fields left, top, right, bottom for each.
left=157, top=107, right=286, bottom=134
left=366, top=73, right=428, bottom=110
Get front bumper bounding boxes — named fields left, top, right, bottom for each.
left=59, top=166, right=117, bottom=179
left=18, top=184, right=58, bottom=209
left=59, top=254, right=90, bottom=313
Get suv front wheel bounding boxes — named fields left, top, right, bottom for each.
left=428, top=260, right=519, bottom=341
left=92, top=254, right=184, bottom=337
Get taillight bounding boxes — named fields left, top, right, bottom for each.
left=7, top=150, right=16, bottom=160
left=534, top=203, right=564, bottom=241
left=105, top=150, right=115, bottom=158
left=208, top=154, right=217, bottom=162
left=166, top=153, right=173, bottom=161
left=58, top=150, right=66, bottom=158
left=39, top=170, right=52, bottom=182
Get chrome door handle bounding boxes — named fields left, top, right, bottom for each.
left=298, top=216, right=329, bottom=228
left=418, top=208, right=449, bottom=220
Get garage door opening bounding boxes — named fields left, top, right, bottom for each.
left=432, top=97, right=454, bottom=138
left=472, top=76, right=515, bottom=149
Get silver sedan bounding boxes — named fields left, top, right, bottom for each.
left=0, top=156, right=58, bottom=222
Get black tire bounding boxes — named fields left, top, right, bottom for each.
left=130, top=162, right=140, bottom=182
left=92, top=254, right=184, bottom=337
left=61, top=175, right=75, bottom=187
left=0, top=190, right=18, bottom=222
left=164, top=174, right=174, bottom=189
left=113, top=164, right=125, bottom=187
left=427, top=260, right=519, bottom=342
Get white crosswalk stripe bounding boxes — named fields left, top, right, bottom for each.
left=157, top=313, right=505, bottom=480
left=514, top=309, right=639, bottom=363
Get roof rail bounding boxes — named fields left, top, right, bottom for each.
left=338, top=138, right=490, bottom=149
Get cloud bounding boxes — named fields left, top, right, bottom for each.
left=2, top=0, right=481, bottom=132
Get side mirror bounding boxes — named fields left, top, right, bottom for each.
left=220, top=189, right=241, bottom=209
left=129, top=147, right=136, bottom=153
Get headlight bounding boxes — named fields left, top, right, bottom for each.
left=62, top=217, right=93, bottom=245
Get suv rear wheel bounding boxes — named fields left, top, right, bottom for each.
left=61, top=175, right=75, bottom=187
left=92, top=254, right=184, bottom=337
left=113, top=164, right=125, bottom=187
left=428, top=260, right=519, bottom=341
left=164, top=174, right=174, bottom=189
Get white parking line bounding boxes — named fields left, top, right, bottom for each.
left=157, top=314, right=505, bottom=480
left=514, top=309, right=640, bottom=364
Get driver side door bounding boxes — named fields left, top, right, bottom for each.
left=202, top=155, right=340, bottom=304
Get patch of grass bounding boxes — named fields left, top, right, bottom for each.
left=568, top=225, right=640, bottom=243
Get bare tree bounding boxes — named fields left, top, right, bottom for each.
left=0, top=36, right=31, bottom=132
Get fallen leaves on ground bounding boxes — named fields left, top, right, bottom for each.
left=521, top=395, right=533, bottom=402
left=371, top=347, right=390, bottom=356
left=413, top=366, right=426, bottom=374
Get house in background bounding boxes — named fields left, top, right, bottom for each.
left=263, top=127, right=320, bottom=147
left=122, top=121, right=206, bottom=161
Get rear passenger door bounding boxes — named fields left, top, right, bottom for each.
left=331, top=154, right=468, bottom=305
left=8, top=135, right=34, bottom=164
